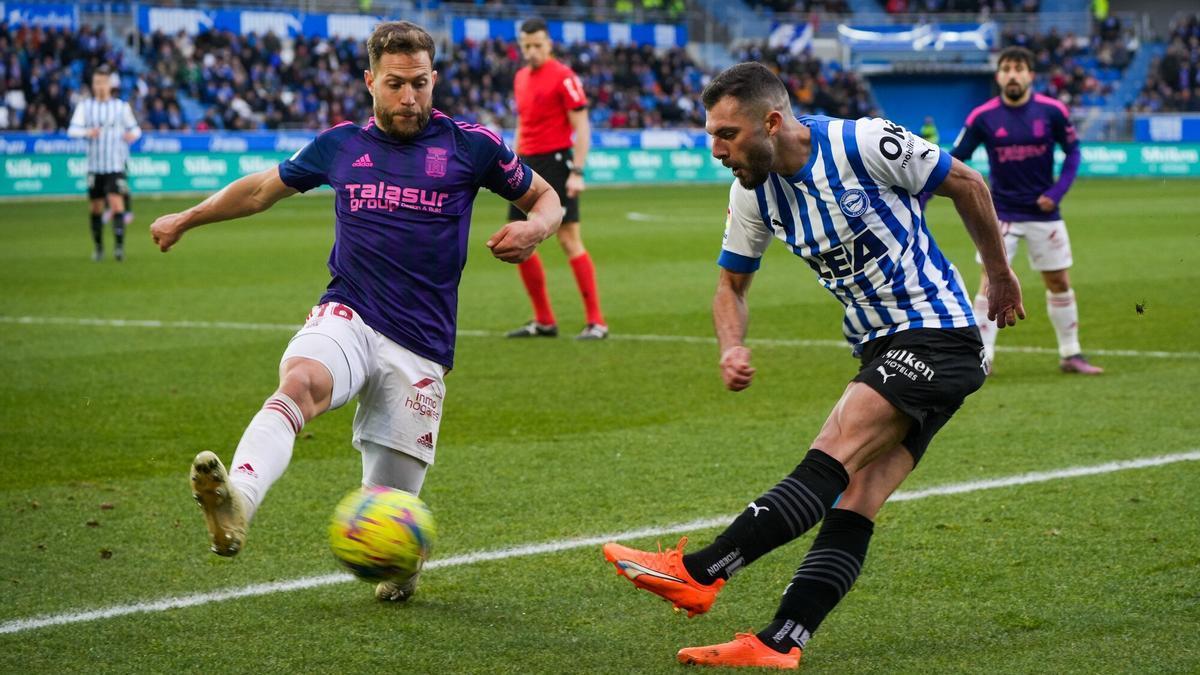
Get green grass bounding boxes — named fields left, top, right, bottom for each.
left=2, top=180, right=1199, bottom=672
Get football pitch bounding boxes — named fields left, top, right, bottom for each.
left=2, top=179, right=1198, bottom=672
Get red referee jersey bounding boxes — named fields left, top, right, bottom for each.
left=514, top=58, right=587, bottom=156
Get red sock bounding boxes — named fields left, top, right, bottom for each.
left=569, top=252, right=605, bottom=326
left=518, top=252, right=556, bottom=326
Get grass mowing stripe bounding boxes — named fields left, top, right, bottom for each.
left=2, top=315, right=1198, bottom=360
left=3, top=449, right=1197, bottom=636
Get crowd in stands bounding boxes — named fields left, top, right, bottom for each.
left=435, top=38, right=710, bottom=129
left=1001, top=18, right=1136, bottom=109
left=2, top=19, right=871, bottom=133
left=743, top=0, right=852, bottom=16
left=1, top=22, right=129, bottom=131
left=1130, top=14, right=1200, bottom=113
left=735, top=42, right=876, bottom=119
left=884, top=0, right=1038, bottom=16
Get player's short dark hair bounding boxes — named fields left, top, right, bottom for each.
left=701, top=61, right=790, bottom=115
left=520, top=18, right=548, bottom=35
left=93, top=64, right=113, bottom=77
left=367, top=21, right=435, bottom=71
left=996, top=46, right=1035, bottom=71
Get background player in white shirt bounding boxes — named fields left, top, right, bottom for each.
left=67, top=65, right=140, bottom=261
left=603, top=62, right=1024, bottom=669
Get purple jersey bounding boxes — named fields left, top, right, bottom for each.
left=950, top=93, right=1080, bottom=222
left=278, top=110, right=533, bottom=368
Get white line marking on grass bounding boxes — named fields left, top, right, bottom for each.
left=3, top=315, right=1198, bottom=360
left=3, top=450, right=1198, bottom=636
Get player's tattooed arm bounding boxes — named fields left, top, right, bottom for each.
left=935, top=158, right=1026, bottom=328
left=150, top=167, right=298, bottom=252
left=487, top=171, right=562, bottom=263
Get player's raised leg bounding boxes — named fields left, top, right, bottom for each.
left=604, top=382, right=908, bottom=618
left=191, top=303, right=368, bottom=556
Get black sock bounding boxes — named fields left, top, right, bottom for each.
left=90, top=213, right=103, bottom=248
left=112, top=212, right=125, bottom=247
left=683, top=449, right=849, bottom=585
left=756, top=508, right=875, bottom=654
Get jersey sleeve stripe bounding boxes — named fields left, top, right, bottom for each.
left=919, top=150, right=952, bottom=194
left=768, top=174, right=799, bottom=249
left=964, top=97, right=1002, bottom=126
left=753, top=185, right=775, bottom=234
left=1033, top=93, right=1070, bottom=118
left=718, top=250, right=761, bottom=273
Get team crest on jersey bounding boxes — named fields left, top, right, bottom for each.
left=425, top=147, right=448, bottom=178
left=838, top=189, right=869, bottom=218
left=1032, top=119, right=1046, bottom=138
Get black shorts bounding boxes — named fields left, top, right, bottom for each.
left=88, top=172, right=128, bottom=200
left=851, top=327, right=987, bottom=464
left=507, top=149, right=580, bottom=224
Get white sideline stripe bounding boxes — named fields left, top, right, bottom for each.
left=2, top=450, right=1199, bottom=636
left=2, top=315, right=1198, bottom=360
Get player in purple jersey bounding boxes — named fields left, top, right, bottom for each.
left=148, top=22, right=562, bottom=602
left=951, top=46, right=1102, bottom=375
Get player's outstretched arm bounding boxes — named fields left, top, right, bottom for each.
left=713, top=268, right=756, bottom=391
left=935, top=158, right=1025, bottom=328
left=486, top=172, right=562, bottom=263
left=150, top=167, right=298, bottom=252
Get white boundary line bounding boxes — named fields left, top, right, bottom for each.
left=2, top=315, right=1198, bottom=360
left=2, top=450, right=1198, bottom=636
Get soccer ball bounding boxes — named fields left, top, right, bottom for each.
left=328, top=486, right=436, bottom=583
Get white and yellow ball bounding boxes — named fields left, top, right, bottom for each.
left=328, top=486, right=436, bottom=582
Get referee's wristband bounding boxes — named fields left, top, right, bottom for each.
left=569, top=167, right=585, bottom=177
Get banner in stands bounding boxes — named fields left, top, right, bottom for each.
left=3, top=143, right=1197, bottom=197
left=1134, top=114, right=1200, bottom=143
left=135, top=7, right=686, bottom=46
left=451, top=17, right=687, bottom=48
left=138, top=6, right=389, bottom=40
left=2, top=2, right=78, bottom=29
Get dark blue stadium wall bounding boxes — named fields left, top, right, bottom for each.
left=867, top=75, right=994, bottom=146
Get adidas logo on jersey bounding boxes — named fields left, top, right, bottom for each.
left=995, top=127, right=1009, bottom=138
left=351, top=153, right=374, bottom=167
left=416, top=432, right=434, bottom=450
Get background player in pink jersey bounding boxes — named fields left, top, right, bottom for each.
left=951, top=46, right=1102, bottom=375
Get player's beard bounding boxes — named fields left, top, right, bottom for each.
left=376, top=104, right=431, bottom=141
left=1003, top=80, right=1028, bottom=103
left=729, top=138, right=774, bottom=189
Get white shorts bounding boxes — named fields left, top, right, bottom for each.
left=280, top=302, right=446, bottom=464
left=974, top=219, right=1073, bottom=272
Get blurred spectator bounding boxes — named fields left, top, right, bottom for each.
left=1130, top=13, right=1200, bottom=114
left=734, top=42, right=878, bottom=118
left=1, top=21, right=127, bottom=130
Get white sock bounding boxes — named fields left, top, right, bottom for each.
left=1047, top=289, right=1081, bottom=358
left=973, top=293, right=998, bottom=364
left=228, top=393, right=304, bottom=521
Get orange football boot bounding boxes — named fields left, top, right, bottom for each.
left=677, top=633, right=801, bottom=669
left=602, top=536, right=724, bottom=617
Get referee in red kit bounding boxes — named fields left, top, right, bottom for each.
left=505, top=17, right=608, bottom=340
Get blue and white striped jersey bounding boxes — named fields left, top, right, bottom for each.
left=719, top=115, right=975, bottom=347
left=67, top=98, right=141, bottom=174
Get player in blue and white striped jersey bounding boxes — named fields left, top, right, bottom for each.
left=602, top=62, right=1025, bottom=669
left=67, top=65, right=141, bottom=261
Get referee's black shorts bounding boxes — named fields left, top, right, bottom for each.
left=87, top=172, right=128, bottom=200
left=851, top=327, right=987, bottom=464
left=507, top=148, right=580, bottom=224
